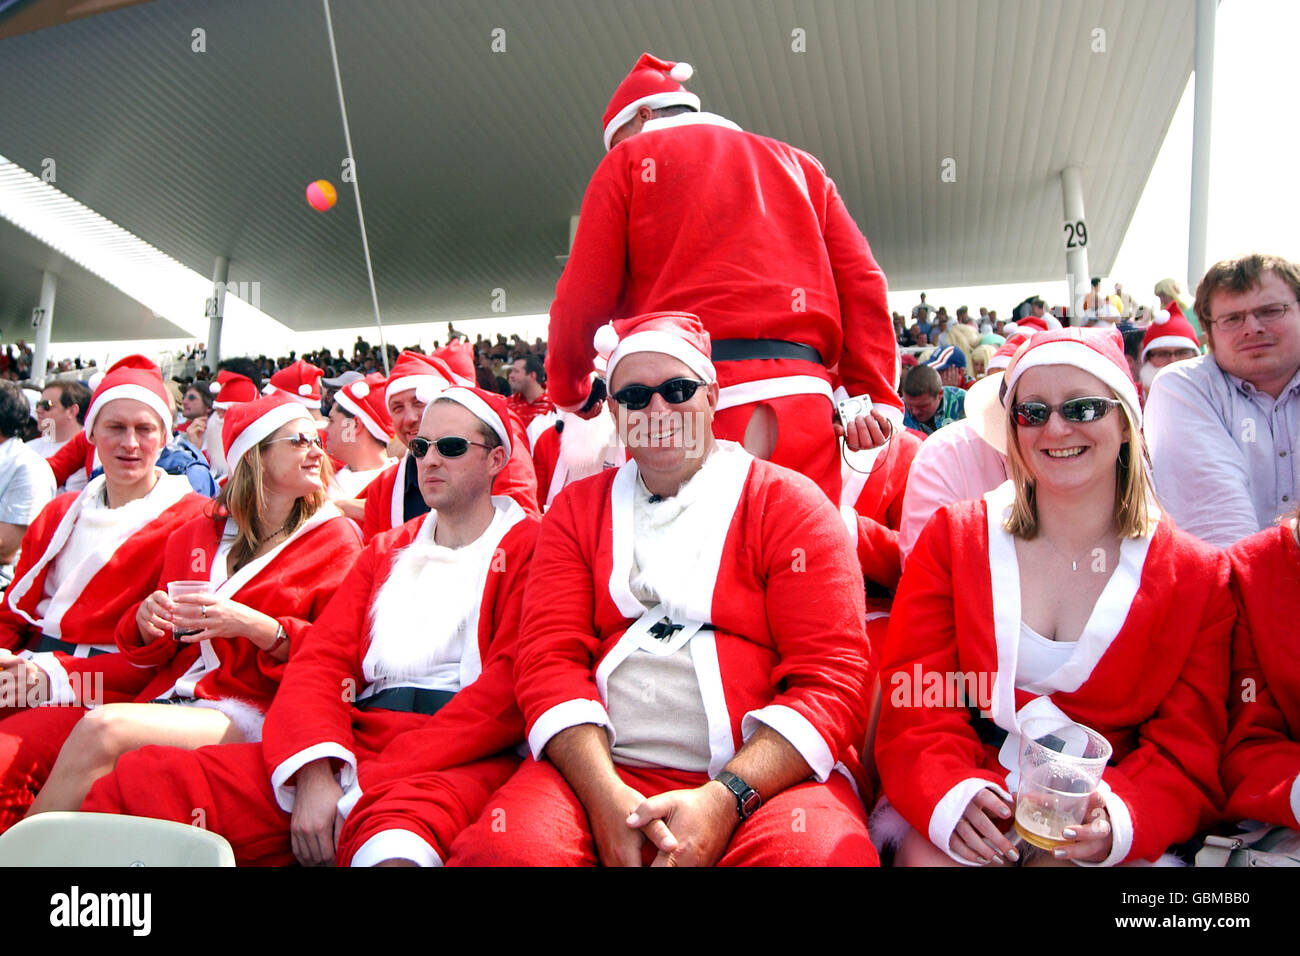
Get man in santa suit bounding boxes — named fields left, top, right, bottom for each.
left=0, top=359, right=209, bottom=825
left=81, top=387, right=539, bottom=867
left=506, top=353, right=558, bottom=446
left=324, top=372, right=397, bottom=499
left=262, top=358, right=326, bottom=422
left=360, top=351, right=539, bottom=540
left=447, top=311, right=877, bottom=867
left=547, top=53, right=902, bottom=503
left=1136, top=307, right=1200, bottom=398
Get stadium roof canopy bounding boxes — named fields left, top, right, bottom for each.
left=0, top=0, right=1196, bottom=343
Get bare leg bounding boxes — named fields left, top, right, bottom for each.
left=374, top=859, right=418, bottom=867
left=29, top=702, right=244, bottom=815
left=894, top=825, right=1015, bottom=867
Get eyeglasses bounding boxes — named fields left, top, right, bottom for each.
left=408, top=435, right=491, bottom=459
left=1012, top=397, right=1122, bottom=427
left=34, top=399, right=54, bottom=411
left=1210, top=300, right=1297, bottom=332
left=611, top=378, right=706, bottom=410
left=265, top=433, right=324, bottom=450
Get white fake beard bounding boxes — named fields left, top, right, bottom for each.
left=559, top=410, right=620, bottom=484
left=363, top=538, right=483, bottom=683
left=1139, top=361, right=1159, bottom=395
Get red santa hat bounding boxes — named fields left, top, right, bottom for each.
left=210, top=370, right=260, bottom=410
left=986, top=331, right=1034, bottom=373
left=1014, top=314, right=1064, bottom=333
left=602, top=52, right=700, bottom=151
left=1003, top=327, right=1141, bottom=426
left=263, top=359, right=324, bottom=408
left=384, top=351, right=462, bottom=405
left=595, top=311, right=715, bottom=388
left=222, top=393, right=315, bottom=477
left=332, top=372, right=394, bottom=443
left=433, top=386, right=512, bottom=461
left=1140, top=308, right=1199, bottom=362
left=433, top=340, right=477, bottom=384
left=83, top=354, right=172, bottom=438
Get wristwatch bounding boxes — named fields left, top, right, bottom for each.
left=268, top=623, right=289, bottom=654
left=714, top=770, right=761, bottom=820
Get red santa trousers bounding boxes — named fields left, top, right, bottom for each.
left=712, top=392, right=839, bottom=502
left=0, top=705, right=85, bottom=832
left=446, top=757, right=878, bottom=867
left=82, top=740, right=520, bottom=867
left=334, top=752, right=521, bottom=866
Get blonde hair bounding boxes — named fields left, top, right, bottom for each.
left=1153, top=278, right=1192, bottom=317
left=945, top=322, right=980, bottom=370
left=1002, top=381, right=1155, bottom=540
left=970, top=344, right=996, bottom=376
left=212, top=440, right=333, bottom=571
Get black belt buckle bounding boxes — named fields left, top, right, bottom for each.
left=648, top=617, right=684, bottom=643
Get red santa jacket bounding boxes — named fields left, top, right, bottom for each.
left=839, top=429, right=922, bottom=598
left=514, top=447, right=872, bottom=785
left=547, top=114, right=901, bottom=414
left=1222, top=523, right=1300, bottom=828
left=262, top=502, right=538, bottom=816
left=875, top=484, right=1234, bottom=865
left=113, top=504, right=362, bottom=727
left=1, top=475, right=209, bottom=704
left=44, top=430, right=94, bottom=486
left=359, top=412, right=540, bottom=541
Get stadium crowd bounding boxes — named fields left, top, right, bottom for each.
left=0, top=53, right=1296, bottom=868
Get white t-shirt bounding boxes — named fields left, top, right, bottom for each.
left=0, top=437, right=56, bottom=587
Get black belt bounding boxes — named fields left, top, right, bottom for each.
left=969, top=707, right=1008, bottom=749
left=863, top=579, right=892, bottom=601
left=35, top=635, right=113, bottom=658
left=356, top=686, right=455, bottom=716
left=711, top=339, right=824, bottom=366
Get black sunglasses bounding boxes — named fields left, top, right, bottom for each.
left=408, top=435, right=491, bottom=459
left=35, top=399, right=54, bottom=411
left=611, top=378, right=706, bottom=411
left=1012, top=397, right=1122, bottom=427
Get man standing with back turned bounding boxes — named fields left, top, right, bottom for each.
left=547, top=53, right=901, bottom=502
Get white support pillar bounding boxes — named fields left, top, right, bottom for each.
left=1188, top=0, right=1216, bottom=313
left=1061, top=166, right=1091, bottom=325
left=30, top=271, right=56, bottom=386
left=205, top=256, right=229, bottom=372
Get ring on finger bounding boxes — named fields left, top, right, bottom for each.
left=201, top=605, right=207, bottom=618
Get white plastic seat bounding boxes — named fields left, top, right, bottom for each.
left=0, top=812, right=235, bottom=867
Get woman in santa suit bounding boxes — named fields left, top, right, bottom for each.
left=10, top=394, right=361, bottom=823
left=875, top=327, right=1234, bottom=866
left=1220, top=508, right=1300, bottom=836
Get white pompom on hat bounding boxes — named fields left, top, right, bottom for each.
left=333, top=372, right=394, bottom=443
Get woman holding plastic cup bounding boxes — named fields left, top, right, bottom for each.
left=874, top=328, right=1234, bottom=866
left=22, top=394, right=362, bottom=817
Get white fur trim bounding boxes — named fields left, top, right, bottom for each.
left=334, top=390, right=391, bottom=443
left=715, top=375, right=833, bottom=411
left=435, top=387, right=511, bottom=459
left=528, top=698, right=615, bottom=760
left=603, top=90, right=702, bottom=151
left=606, top=330, right=715, bottom=388
left=225, top=402, right=313, bottom=476
left=868, top=798, right=913, bottom=853
left=386, top=374, right=448, bottom=404
left=349, top=829, right=443, bottom=868
left=742, top=704, right=835, bottom=782
left=270, top=742, right=357, bottom=813
left=839, top=503, right=859, bottom=546
left=84, top=384, right=170, bottom=438
left=1289, top=773, right=1300, bottom=828
left=24, top=652, right=75, bottom=706
left=187, top=697, right=265, bottom=743
left=1004, top=340, right=1141, bottom=426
